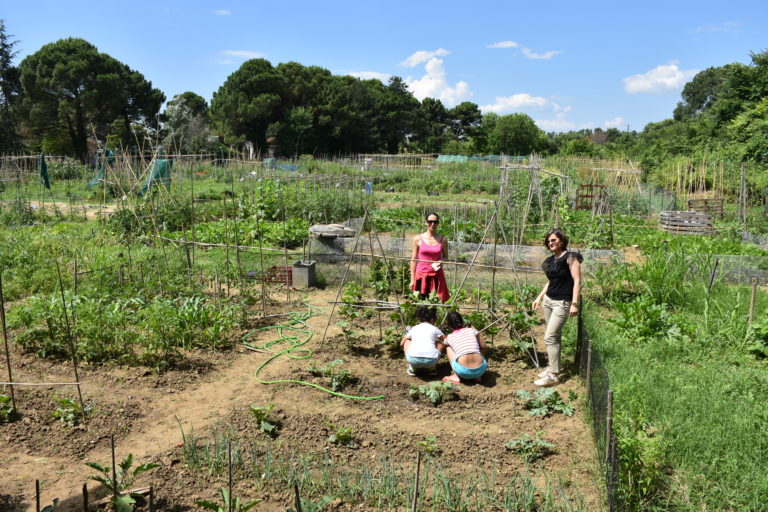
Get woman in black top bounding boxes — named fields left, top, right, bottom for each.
left=532, top=228, right=582, bottom=387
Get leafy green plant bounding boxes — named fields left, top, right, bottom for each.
left=40, top=498, right=59, bottom=512
left=379, top=326, right=403, bottom=357
left=307, top=359, right=352, bottom=392
left=409, top=381, right=459, bottom=406
left=416, top=435, right=441, bottom=456
left=328, top=425, right=356, bottom=448
left=85, top=454, right=159, bottom=512
left=0, top=394, right=15, bottom=423
left=369, top=258, right=394, bottom=300
left=335, top=320, right=359, bottom=348
left=338, top=281, right=364, bottom=320
left=615, top=412, right=668, bottom=509
left=51, top=397, right=92, bottom=427
left=610, top=294, right=685, bottom=342
left=196, top=487, right=261, bottom=512
left=249, top=404, right=278, bottom=437
left=506, top=433, right=556, bottom=463
left=286, top=496, right=333, bottom=512
left=747, top=314, right=768, bottom=358
left=516, top=388, right=574, bottom=417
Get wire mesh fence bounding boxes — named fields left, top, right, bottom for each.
left=576, top=309, right=621, bottom=512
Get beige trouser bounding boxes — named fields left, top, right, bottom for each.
left=542, top=295, right=571, bottom=374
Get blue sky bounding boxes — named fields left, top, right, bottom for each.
left=3, top=0, right=767, bottom=132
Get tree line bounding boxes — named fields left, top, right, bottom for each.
left=1, top=19, right=766, bottom=183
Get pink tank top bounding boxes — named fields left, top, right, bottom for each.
left=416, top=237, right=443, bottom=274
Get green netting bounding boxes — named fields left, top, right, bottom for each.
left=39, top=153, right=50, bottom=190
left=436, top=154, right=469, bottom=163
left=87, top=149, right=115, bottom=189
left=139, top=158, right=173, bottom=196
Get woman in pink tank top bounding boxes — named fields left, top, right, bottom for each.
left=409, top=212, right=450, bottom=303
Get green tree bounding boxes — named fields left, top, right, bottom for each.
left=673, top=65, right=733, bottom=121
left=488, top=113, right=546, bottom=155
left=413, top=97, right=448, bottom=153
left=447, top=101, right=482, bottom=141
left=18, top=38, right=164, bottom=161
left=379, top=76, right=420, bottom=153
left=0, top=19, right=21, bottom=151
left=282, top=106, right=313, bottom=155
left=315, top=75, right=382, bottom=154
left=727, top=97, right=768, bottom=164
left=162, top=92, right=210, bottom=153
left=209, top=58, right=284, bottom=148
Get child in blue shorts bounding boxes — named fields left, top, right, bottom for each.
left=401, top=306, right=445, bottom=376
left=442, top=312, right=487, bottom=384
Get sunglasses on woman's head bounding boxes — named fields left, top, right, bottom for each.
left=427, top=220, right=439, bottom=224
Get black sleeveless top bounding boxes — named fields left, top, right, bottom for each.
left=542, top=251, right=583, bottom=301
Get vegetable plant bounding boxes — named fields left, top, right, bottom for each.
left=196, top=487, right=261, bottom=512
left=409, top=382, right=459, bottom=406
left=328, top=425, right=356, bottom=448
left=516, top=388, right=574, bottom=417
left=0, top=394, right=15, bottom=423
left=307, top=359, right=352, bottom=392
left=335, top=320, right=359, bottom=348
left=416, top=435, right=441, bottom=456
left=286, top=496, right=333, bottom=512
left=51, top=397, right=92, bottom=427
left=339, top=282, right=364, bottom=320
left=249, top=404, right=278, bottom=437
left=85, top=454, right=159, bottom=512
left=506, top=433, right=556, bottom=463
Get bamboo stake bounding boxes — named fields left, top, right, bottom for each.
left=320, top=210, right=369, bottom=346
left=748, top=277, right=757, bottom=328
left=0, top=273, right=16, bottom=412
left=56, top=262, right=86, bottom=422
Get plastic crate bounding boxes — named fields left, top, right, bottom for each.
left=265, top=265, right=293, bottom=285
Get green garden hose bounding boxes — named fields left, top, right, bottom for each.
left=243, top=303, right=384, bottom=400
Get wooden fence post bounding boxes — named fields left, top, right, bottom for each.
left=584, top=337, right=593, bottom=405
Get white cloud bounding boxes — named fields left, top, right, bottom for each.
left=480, top=93, right=552, bottom=114
left=603, top=116, right=625, bottom=129
left=405, top=57, right=472, bottom=107
left=690, top=21, right=742, bottom=34
left=623, top=62, right=698, bottom=94
left=400, top=48, right=450, bottom=68
left=214, top=9, right=232, bottom=16
left=487, top=40, right=519, bottom=49
left=219, top=50, right=265, bottom=60
left=535, top=113, right=577, bottom=132
left=521, top=47, right=563, bottom=60
left=347, top=71, right=390, bottom=82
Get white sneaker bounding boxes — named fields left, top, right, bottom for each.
left=407, top=364, right=416, bottom=376
left=534, top=373, right=559, bottom=387
left=537, top=367, right=550, bottom=378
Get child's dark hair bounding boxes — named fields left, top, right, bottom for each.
left=416, top=306, right=437, bottom=324
left=445, top=312, right=465, bottom=330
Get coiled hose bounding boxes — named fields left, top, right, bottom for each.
left=243, top=303, right=384, bottom=400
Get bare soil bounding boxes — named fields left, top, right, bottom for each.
left=0, top=289, right=604, bottom=511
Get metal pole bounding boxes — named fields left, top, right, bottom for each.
left=411, top=451, right=422, bottom=512
left=707, top=259, right=720, bottom=293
